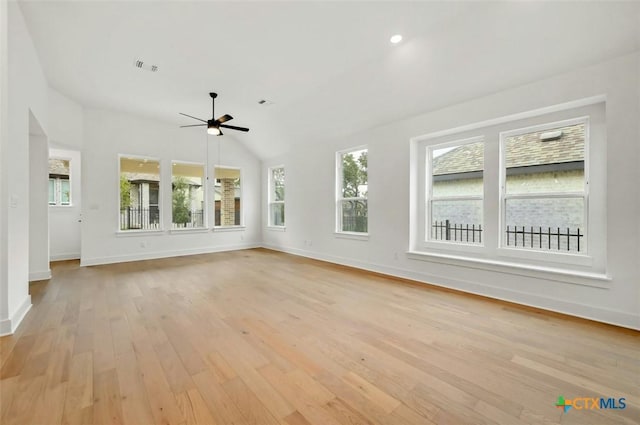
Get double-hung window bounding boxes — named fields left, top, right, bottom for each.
left=48, top=158, right=71, bottom=206
left=428, top=138, right=484, bottom=245
left=268, top=166, right=285, bottom=227
left=336, top=147, right=368, bottom=234
left=501, top=118, right=587, bottom=253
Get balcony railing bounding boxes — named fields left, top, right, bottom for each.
left=120, top=207, right=160, bottom=230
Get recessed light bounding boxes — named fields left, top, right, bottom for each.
left=390, top=34, right=403, bottom=44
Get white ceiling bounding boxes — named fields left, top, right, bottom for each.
left=19, top=1, right=640, bottom=159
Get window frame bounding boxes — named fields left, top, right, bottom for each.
left=409, top=98, right=606, bottom=280
left=426, top=136, right=485, bottom=247
left=171, top=160, right=207, bottom=230
left=267, top=165, right=285, bottom=228
left=48, top=157, right=72, bottom=207
left=117, top=154, right=163, bottom=233
left=498, top=116, right=590, bottom=257
left=213, top=165, right=244, bottom=229
left=335, top=145, right=369, bottom=237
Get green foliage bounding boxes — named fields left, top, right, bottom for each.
left=342, top=151, right=367, bottom=198
left=120, top=176, right=131, bottom=209
left=272, top=167, right=285, bottom=201
left=172, top=176, right=191, bottom=225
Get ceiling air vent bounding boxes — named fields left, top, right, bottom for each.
left=133, top=59, right=159, bottom=72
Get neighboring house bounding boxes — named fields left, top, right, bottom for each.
left=214, top=180, right=241, bottom=226
left=120, top=172, right=161, bottom=230
left=432, top=123, right=585, bottom=250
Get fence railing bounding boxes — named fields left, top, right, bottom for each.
left=431, top=221, right=585, bottom=252
left=120, top=207, right=160, bottom=230
left=432, top=220, right=482, bottom=243
left=172, top=209, right=205, bottom=229
left=506, top=226, right=583, bottom=252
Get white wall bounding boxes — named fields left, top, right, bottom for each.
left=81, top=108, right=262, bottom=266
left=28, top=131, right=50, bottom=281
left=0, top=2, right=49, bottom=335
left=48, top=88, right=84, bottom=261
left=263, top=52, right=640, bottom=330
left=0, top=0, right=8, bottom=328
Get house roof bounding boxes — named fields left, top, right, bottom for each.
left=432, top=123, right=585, bottom=175
left=48, top=159, right=70, bottom=176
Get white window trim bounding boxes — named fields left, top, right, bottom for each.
left=335, top=145, right=369, bottom=236
left=49, top=176, right=72, bottom=207
left=118, top=154, right=163, bottom=233
left=426, top=136, right=484, bottom=247
left=409, top=98, right=606, bottom=283
left=213, top=165, right=243, bottom=228
left=267, top=165, right=286, bottom=228
left=498, top=116, right=590, bottom=262
left=171, top=160, right=207, bottom=230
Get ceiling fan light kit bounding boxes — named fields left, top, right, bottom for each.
left=180, top=92, right=250, bottom=136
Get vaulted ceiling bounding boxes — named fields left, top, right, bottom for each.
left=19, top=1, right=640, bottom=159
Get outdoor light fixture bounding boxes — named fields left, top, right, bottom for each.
left=540, top=130, right=563, bottom=141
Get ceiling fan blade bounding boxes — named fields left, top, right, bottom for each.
left=216, top=114, right=233, bottom=124
left=180, top=124, right=207, bottom=128
left=179, top=112, right=207, bottom=123
left=220, top=124, right=249, bottom=132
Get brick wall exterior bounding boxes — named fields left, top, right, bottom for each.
left=220, top=178, right=236, bottom=226
left=432, top=170, right=585, bottom=245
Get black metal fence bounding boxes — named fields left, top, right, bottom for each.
left=172, top=210, right=205, bottom=229
left=506, top=226, right=584, bottom=252
left=432, top=220, right=482, bottom=243
left=120, top=207, right=160, bottom=230
left=431, top=220, right=585, bottom=252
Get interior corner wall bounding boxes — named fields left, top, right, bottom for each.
left=0, top=0, right=9, bottom=332
left=262, top=52, right=640, bottom=330
left=80, top=108, right=262, bottom=266
left=1, top=2, right=49, bottom=335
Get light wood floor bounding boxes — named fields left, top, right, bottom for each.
left=1, top=249, right=638, bottom=425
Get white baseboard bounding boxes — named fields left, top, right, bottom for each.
left=50, top=252, right=80, bottom=261
left=0, top=295, right=32, bottom=336
left=29, top=269, right=51, bottom=282
left=262, top=243, right=640, bottom=331
left=80, top=242, right=262, bottom=267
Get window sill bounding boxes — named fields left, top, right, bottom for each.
left=49, top=205, right=74, bottom=208
left=116, top=229, right=164, bottom=237
left=496, top=247, right=593, bottom=267
left=407, top=250, right=610, bottom=288
left=334, top=232, right=369, bottom=241
left=213, top=226, right=246, bottom=232
left=266, top=226, right=286, bottom=232
left=169, top=228, right=209, bottom=234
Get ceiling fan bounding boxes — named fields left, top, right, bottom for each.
left=179, top=92, right=249, bottom=136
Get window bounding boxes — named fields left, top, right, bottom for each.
left=172, top=162, right=205, bottom=229
left=411, top=100, right=605, bottom=277
left=268, top=166, right=285, bottom=227
left=428, top=138, right=484, bottom=245
left=48, top=158, right=71, bottom=206
left=501, top=118, right=587, bottom=253
left=214, top=167, right=242, bottom=227
left=119, top=156, right=161, bottom=231
left=336, top=147, right=368, bottom=234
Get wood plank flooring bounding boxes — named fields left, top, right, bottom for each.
left=1, top=248, right=638, bottom=425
